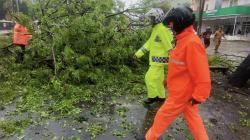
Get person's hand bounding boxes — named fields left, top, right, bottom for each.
left=163, top=79, right=167, bottom=88
left=190, top=98, right=201, bottom=105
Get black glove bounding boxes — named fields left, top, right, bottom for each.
left=190, top=98, right=201, bottom=105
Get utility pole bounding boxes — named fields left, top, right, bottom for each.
left=197, top=0, right=205, bottom=35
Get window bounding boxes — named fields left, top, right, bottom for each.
left=230, top=0, right=238, bottom=6
left=215, top=0, right=222, bottom=9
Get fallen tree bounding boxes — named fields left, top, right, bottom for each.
left=229, top=53, right=250, bottom=88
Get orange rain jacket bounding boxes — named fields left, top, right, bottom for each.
left=13, top=23, right=32, bottom=46
left=167, top=25, right=211, bottom=103
left=145, top=25, right=211, bottom=140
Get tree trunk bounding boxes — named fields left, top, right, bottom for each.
left=229, top=53, right=250, bottom=88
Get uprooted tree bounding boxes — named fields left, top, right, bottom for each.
left=0, top=0, right=158, bottom=118
left=229, top=53, right=250, bottom=88
left=17, top=0, right=153, bottom=82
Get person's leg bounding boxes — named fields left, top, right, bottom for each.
left=145, top=66, right=157, bottom=99
left=154, top=66, right=166, bottom=99
left=145, top=99, right=187, bottom=140
left=145, top=66, right=165, bottom=99
left=215, top=39, right=221, bottom=53
left=144, top=66, right=158, bottom=104
left=183, top=104, right=209, bottom=140
left=20, top=45, right=26, bottom=61
left=207, top=40, right=210, bottom=48
left=15, top=44, right=25, bottom=63
left=204, top=40, right=208, bottom=48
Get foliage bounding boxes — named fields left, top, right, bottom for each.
left=0, top=119, right=32, bottom=137
left=0, top=0, right=154, bottom=138
left=21, top=0, right=150, bottom=77
left=86, top=123, right=106, bottom=139
left=0, top=0, right=30, bottom=20
left=0, top=36, right=11, bottom=48
left=239, top=111, right=250, bottom=127
left=116, top=107, right=128, bottom=118
left=208, top=55, right=235, bottom=70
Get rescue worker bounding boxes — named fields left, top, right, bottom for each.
left=202, top=26, right=212, bottom=48
left=137, top=6, right=211, bottom=140
left=214, top=27, right=226, bottom=53
left=134, top=8, right=173, bottom=104
left=13, top=22, right=32, bottom=62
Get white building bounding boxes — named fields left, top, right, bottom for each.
left=192, top=0, right=250, bottom=39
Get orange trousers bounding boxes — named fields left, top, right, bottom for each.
left=145, top=98, right=209, bottom=140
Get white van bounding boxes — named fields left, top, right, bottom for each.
left=0, top=20, right=14, bottom=36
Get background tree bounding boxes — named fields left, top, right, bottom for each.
left=0, top=0, right=29, bottom=20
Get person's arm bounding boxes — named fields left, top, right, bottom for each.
left=186, top=41, right=211, bottom=103
left=160, top=28, right=173, bottom=55
left=135, top=38, right=151, bottom=58
left=222, top=32, right=226, bottom=39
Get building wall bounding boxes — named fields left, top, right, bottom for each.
left=222, top=0, right=230, bottom=8
left=191, top=0, right=200, bottom=11
left=194, top=0, right=250, bottom=38
left=238, top=0, right=250, bottom=5
left=202, top=0, right=250, bottom=11
left=204, top=0, right=216, bottom=11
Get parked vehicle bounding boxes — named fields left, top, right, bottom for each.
left=0, top=20, right=14, bottom=36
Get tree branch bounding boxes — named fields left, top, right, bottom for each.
left=105, top=9, right=129, bottom=18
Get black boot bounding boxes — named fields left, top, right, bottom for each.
left=144, top=98, right=157, bottom=104
left=157, top=97, right=166, bottom=102
left=135, top=136, right=146, bottom=140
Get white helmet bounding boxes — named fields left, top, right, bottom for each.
left=145, top=8, right=164, bottom=24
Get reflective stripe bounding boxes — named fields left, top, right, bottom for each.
left=170, top=59, right=186, bottom=65
left=152, top=56, right=168, bottom=63
left=140, top=47, right=148, bottom=53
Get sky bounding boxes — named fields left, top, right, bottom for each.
left=119, top=0, right=191, bottom=8
left=120, top=0, right=140, bottom=8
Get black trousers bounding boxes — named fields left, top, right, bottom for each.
left=15, top=44, right=26, bottom=63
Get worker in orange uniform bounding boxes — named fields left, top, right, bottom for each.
left=214, top=27, right=226, bottom=53
left=13, top=23, right=32, bottom=62
left=136, top=6, right=211, bottom=140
